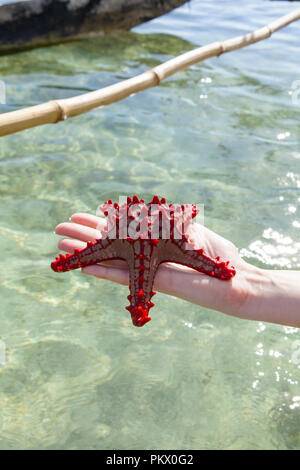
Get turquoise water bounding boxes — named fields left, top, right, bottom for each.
left=0, top=0, right=300, bottom=450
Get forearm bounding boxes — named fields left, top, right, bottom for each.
left=237, top=264, right=300, bottom=327
left=82, top=258, right=300, bottom=328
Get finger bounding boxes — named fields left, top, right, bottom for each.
left=57, top=238, right=127, bottom=268
left=55, top=222, right=101, bottom=242
left=81, top=261, right=192, bottom=293
left=82, top=264, right=129, bottom=286
left=58, top=238, right=87, bottom=253
left=81, top=259, right=228, bottom=311
left=70, top=213, right=106, bottom=231
left=81, top=262, right=180, bottom=286
left=81, top=259, right=193, bottom=280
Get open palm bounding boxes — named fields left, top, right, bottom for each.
left=54, top=212, right=256, bottom=319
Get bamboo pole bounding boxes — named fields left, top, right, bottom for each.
left=1, top=8, right=300, bottom=137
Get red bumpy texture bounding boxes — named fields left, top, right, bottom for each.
left=51, top=195, right=236, bottom=327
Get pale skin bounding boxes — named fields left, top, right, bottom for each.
left=54, top=213, right=300, bottom=328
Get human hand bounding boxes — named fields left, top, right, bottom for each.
left=54, top=212, right=260, bottom=319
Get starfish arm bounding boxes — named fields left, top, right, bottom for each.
left=159, top=239, right=235, bottom=280
left=51, top=238, right=125, bottom=272
left=126, top=240, right=159, bottom=327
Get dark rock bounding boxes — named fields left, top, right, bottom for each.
left=0, top=0, right=187, bottom=52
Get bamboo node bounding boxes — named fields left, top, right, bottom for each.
left=266, top=25, right=272, bottom=37
left=217, top=41, right=226, bottom=56
left=48, top=100, right=67, bottom=123
left=150, top=69, right=161, bottom=86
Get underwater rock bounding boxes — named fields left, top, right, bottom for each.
left=0, top=0, right=187, bottom=52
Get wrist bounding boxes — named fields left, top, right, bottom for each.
left=235, top=261, right=300, bottom=327
left=233, top=261, right=270, bottom=321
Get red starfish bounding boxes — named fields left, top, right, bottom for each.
left=51, top=196, right=236, bottom=327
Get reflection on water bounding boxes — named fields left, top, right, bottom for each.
left=0, top=0, right=300, bottom=450
left=240, top=226, right=300, bottom=268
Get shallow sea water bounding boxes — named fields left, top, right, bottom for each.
left=0, top=0, right=300, bottom=450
